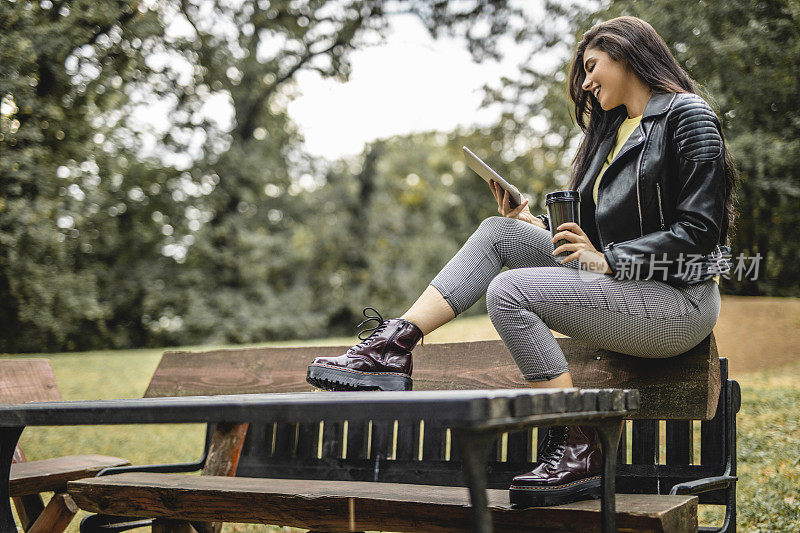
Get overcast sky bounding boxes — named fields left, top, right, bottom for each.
left=287, top=9, right=546, bottom=160
left=136, top=2, right=567, bottom=166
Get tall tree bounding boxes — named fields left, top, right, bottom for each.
left=1, top=0, right=533, bottom=351
left=0, top=0, right=164, bottom=351
left=139, top=0, right=534, bottom=345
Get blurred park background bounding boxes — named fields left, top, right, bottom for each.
left=2, top=0, right=799, bottom=354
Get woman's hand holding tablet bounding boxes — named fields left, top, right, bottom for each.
left=462, top=146, right=545, bottom=229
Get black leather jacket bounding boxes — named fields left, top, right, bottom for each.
left=537, top=92, right=732, bottom=287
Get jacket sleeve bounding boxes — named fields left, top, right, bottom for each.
left=534, top=213, right=550, bottom=231
left=602, top=95, right=726, bottom=278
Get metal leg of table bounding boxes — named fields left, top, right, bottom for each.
left=1, top=426, right=24, bottom=533
left=452, top=429, right=495, bottom=533
left=596, top=418, right=622, bottom=533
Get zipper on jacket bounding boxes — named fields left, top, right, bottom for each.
left=596, top=126, right=646, bottom=247
left=656, top=182, right=666, bottom=231
left=634, top=138, right=645, bottom=237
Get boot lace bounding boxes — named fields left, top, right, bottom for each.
left=347, top=307, right=388, bottom=352
left=539, top=426, right=568, bottom=469
left=347, top=306, right=425, bottom=353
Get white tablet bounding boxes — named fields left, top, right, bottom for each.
left=462, top=146, right=525, bottom=206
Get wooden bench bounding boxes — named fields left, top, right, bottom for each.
left=70, top=333, right=739, bottom=532
left=0, top=359, right=130, bottom=532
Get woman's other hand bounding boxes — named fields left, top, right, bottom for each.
left=489, top=180, right=546, bottom=229
left=551, top=222, right=612, bottom=274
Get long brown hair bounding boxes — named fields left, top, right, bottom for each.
left=566, top=16, right=736, bottom=245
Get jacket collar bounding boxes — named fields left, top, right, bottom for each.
left=578, top=93, right=676, bottom=194
left=642, top=92, right=676, bottom=120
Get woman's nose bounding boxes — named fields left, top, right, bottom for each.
left=582, top=77, right=592, bottom=91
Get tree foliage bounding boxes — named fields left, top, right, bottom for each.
left=1, top=0, right=795, bottom=353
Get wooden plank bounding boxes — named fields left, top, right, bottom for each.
left=506, top=429, right=529, bottom=463
left=617, top=421, right=628, bottom=464
left=0, top=359, right=62, bottom=404
left=201, top=423, right=248, bottom=477
left=5, top=390, right=563, bottom=427
left=12, top=494, right=45, bottom=531
left=346, top=420, right=368, bottom=460
left=394, top=421, right=417, bottom=461
left=295, top=423, right=318, bottom=459
left=665, top=421, right=692, bottom=465
left=632, top=420, right=658, bottom=466
left=10, top=455, right=131, bottom=496
left=370, top=421, right=392, bottom=462
left=146, top=335, right=719, bottom=420
left=68, top=474, right=698, bottom=533
left=421, top=421, right=445, bottom=461
left=271, top=422, right=294, bottom=458
left=239, top=422, right=268, bottom=459
left=10, top=447, right=44, bottom=529
left=28, top=492, right=78, bottom=533
left=701, top=414, right=725, bottom=469
left=320, top=421, right=343, bottom=459
left=566, top=335, right=719, bottom=420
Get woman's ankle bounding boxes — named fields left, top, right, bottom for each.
left=527, top=371, right=574, bottom=388
left=401, top=285, right=456, bottom=335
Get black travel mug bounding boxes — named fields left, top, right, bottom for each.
left=545, top=190, right=581, bottom=259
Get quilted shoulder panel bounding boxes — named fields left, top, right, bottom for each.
left=670, top=94, right=723, bottom=161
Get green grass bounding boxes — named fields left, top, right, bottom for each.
left=730, top=365, right=800, bottom=532
left=6, top=315, right=800, bottom=531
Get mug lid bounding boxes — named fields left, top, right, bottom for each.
left=545, top=190, right=581, bottom=205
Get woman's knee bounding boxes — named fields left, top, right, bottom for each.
left=486, top=270, right=521, bottom=316
left=477, top=216, right=516, bottom=237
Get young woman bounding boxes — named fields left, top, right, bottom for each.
left=307, top=16, right=736, bottom=508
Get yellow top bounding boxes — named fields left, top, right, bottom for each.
left=594, top=115, right=719, bottom=284
left=593, top=115, right=642, bottom=206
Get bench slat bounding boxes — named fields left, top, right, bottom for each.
left=295, top=422, right=318, bottom=459
left=632, top=420, right=658, bottom=466
left=0, top=359, right=62, bottom=404
left=321, top=420, right=342, bottom=459
left=395, top=420, right=417, bottom=461
left=240, top=421, right=268, bottom=458
left=506, top=429, right=529, bottom=463
left=617, top=422, right=628, bottom=464
left=346, top=420, right=368, bottom=460
left=10, top=455, right=131, bottom=496
left=147, top=334, right=720, bottom=420
left=422, top=421, right=445, bottom=461
left=370, top=420, right=392, bottom=462
left=701, top=403, right=726, bottom=469
left=68, top=473, right=698, bottom=533
left=271, top=421, right=293, bottom=458
left=666, top=421, right=692, bottom=465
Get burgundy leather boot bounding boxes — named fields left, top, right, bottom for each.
left=509, top=425, right=603, bottom=507
left=306, top=308, right=423, bottom=391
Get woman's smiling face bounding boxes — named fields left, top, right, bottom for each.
left=580, top=48, right=631, bottom=112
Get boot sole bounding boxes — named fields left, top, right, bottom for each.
left=509, top=475, right=602, bottom=508
left=306, top=364, right=413, bottom=391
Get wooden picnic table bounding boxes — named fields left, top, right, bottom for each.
left=0, top=388, right=637, bottom=533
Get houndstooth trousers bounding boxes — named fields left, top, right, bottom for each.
left=430, top=217, right=721, bottom=381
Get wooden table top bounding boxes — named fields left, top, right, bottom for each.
left=0, top=388, right=638, bottom=429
